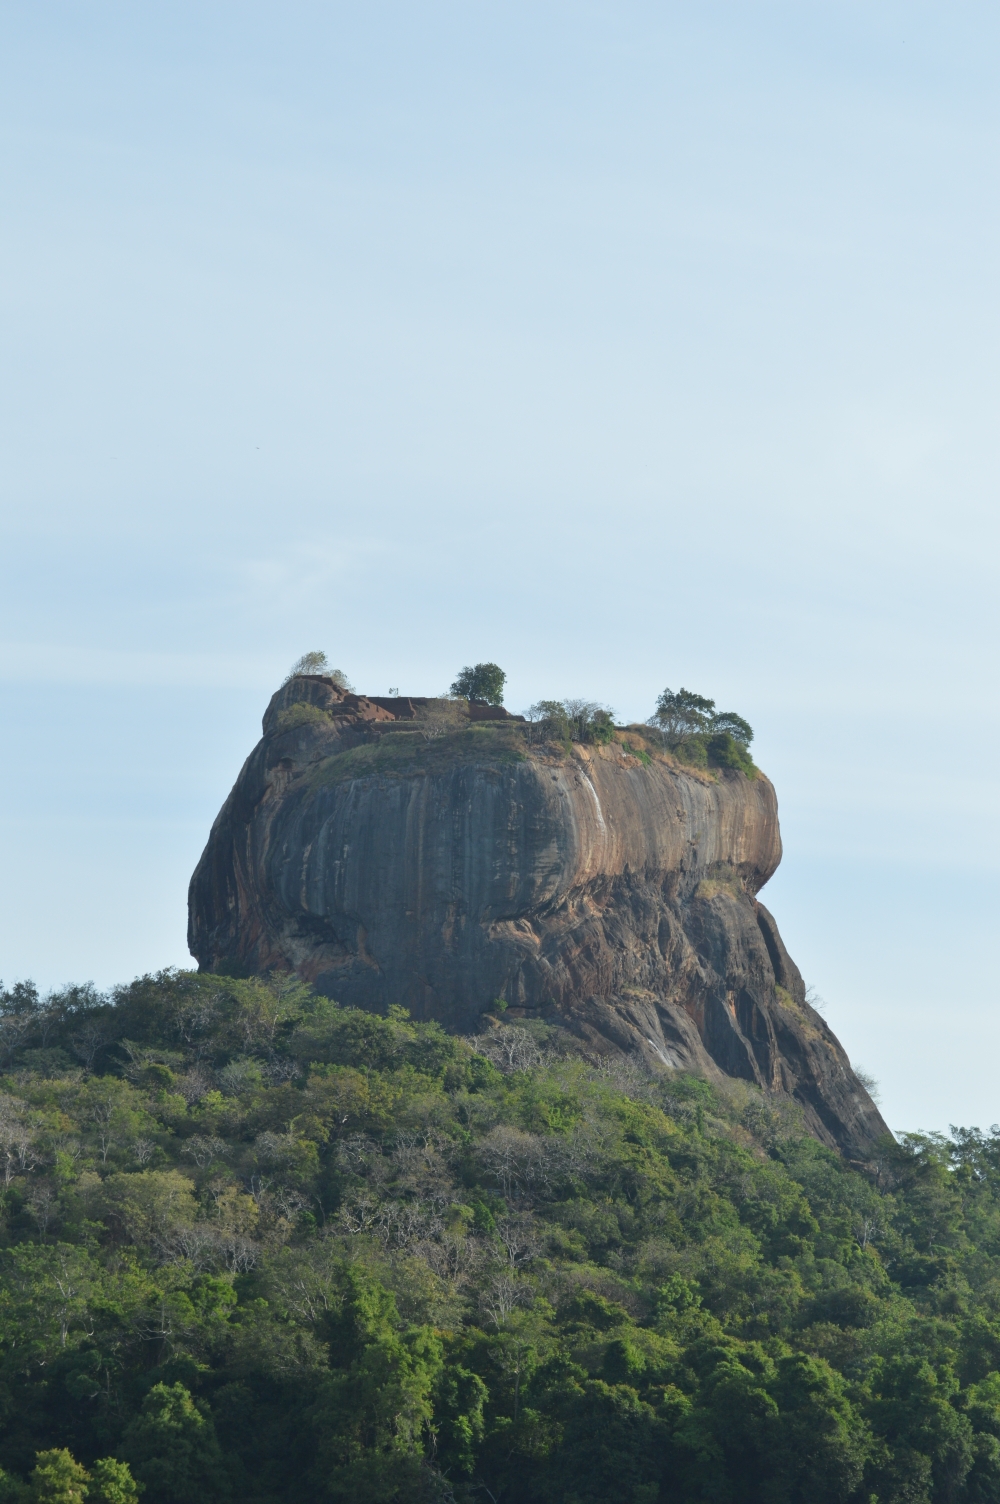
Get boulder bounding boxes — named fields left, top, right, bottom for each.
left=189, top=676, right=888, bottom=1157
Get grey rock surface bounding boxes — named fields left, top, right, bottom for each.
left=189, top=676, right=889, bottom=1157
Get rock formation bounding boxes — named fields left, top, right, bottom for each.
left=189, top=675, right=888, bottom=1157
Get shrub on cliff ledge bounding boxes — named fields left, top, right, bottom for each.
left=275, top=702, right=330, bottom=733
left=526, top=699, right=615, bottom=746
left=668, top=729, right=756, bottom=776
left=563, top=698, right=615, bottom=744
left=651, top=687, right=756, bottom=774
left=707, top=730, right=756, bottom=774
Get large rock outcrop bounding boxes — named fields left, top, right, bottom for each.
left=189, top=676, right=888, bottom=1157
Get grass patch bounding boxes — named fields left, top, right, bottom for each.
left=620, top=739, right=653, bottom=767
left=664, top=731, right=757, bottom=778
left=774, top=984, right=821, bottom=1038
left=308, top=723, right=527, bottom=789
left=275, top=702, right=331, bottom=732
left=695, top=866, right=746, bottom=901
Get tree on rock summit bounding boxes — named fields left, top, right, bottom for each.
left=450, top=663, right=506, bottom=706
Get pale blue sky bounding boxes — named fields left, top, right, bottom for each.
left=1, top=3, right=997, bottom=1133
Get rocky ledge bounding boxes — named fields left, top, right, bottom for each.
left=188, top=675, right=888, bottom=1158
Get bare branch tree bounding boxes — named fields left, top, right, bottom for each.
left=0, top=1013, right=33, bottom=1068
left=479, top=1272, right=532, bottom=1329
left=414, top=698, right=466, bottom=742
left=491, top=1215, right=541, bottom=1269
left=181, top=1136, right=229, bottom=1170
left=28, top=1183, right=58, bottom=1240
left=467, top=1025, right=542, bottom=1075
left=477, top=1125, right=552, bottom=1205
left=71, top=1020, right=107, bottom=1071
left=0, top=1094, right=40, bottom=1184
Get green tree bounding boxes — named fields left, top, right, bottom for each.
left=1, top=1243, right=100, bottom=1360
left=767, top=1353, right=872, bottom=1504
left=311, top=1329, right=443, bottom=1503
left=867, top=1356, right=974, bottom=1504
left=0, top=980, right=40, bottom=1016
left=120, top=1384, right=231, bottom=1504
left=526, top=700, right=571, bottom=741
left=29, top=1450, right=88, bottom=1504
left=673, top=1349, right=780, bottom=1501
left=96, top=1170, right=197, bottom=1249
left=450, top=663, right=506, bottom=706
left=76, top=1078, right=151, bottom=1166
left=539, top=1378, right=667, bottom=1504
left=709, top=710, right=753, bottom=747
left=87, top=1460, right=141, bottom=1504
left=651, top=689, right=755, bottom=772
left=308, top=1269, right=443, bottom=1502
left=652, top=687, right=716, bottom=740
left=432, top=1363, right=488, bottom=1476
left=706, top=732, right=755, bottom=774
left=0, top=1470, right=26, bottom=1504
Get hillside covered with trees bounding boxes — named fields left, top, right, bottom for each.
left=0, top=972, right=997, bottom=1503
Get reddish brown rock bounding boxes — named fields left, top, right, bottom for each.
left=189, top=676, right=888, bottom=1157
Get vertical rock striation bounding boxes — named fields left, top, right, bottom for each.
left=189, top=676, right=888, bottom=1157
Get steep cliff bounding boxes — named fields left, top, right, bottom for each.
left=189, top=675, right=888, bottom=1157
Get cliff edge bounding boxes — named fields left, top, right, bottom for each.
left=189, top=675, right=888, bottom=1157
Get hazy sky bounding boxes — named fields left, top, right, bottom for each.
left=1, top=3, right=997, bottom=1135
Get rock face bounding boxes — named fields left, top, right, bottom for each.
left=189, top=676, right=888, bottom=1158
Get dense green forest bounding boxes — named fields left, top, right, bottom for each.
left=0, top=973, right=998, bottom=1503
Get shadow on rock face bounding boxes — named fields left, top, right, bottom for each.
left=188, top=675, right=889, bottom=1159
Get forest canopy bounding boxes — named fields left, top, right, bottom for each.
left=0, top=970, right=995, bottom=1504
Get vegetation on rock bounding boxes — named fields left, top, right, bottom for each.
left=525, top=700, right=616, bottom=746
left=648, top=687, right=757, bottom=776
left=450, top=664, right=507, bottom=707
left=0, top=972, right=993, bottom=1501
left=270, top=663, right=759, bottom=783
left=282, top=653, right=353, bottom=691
